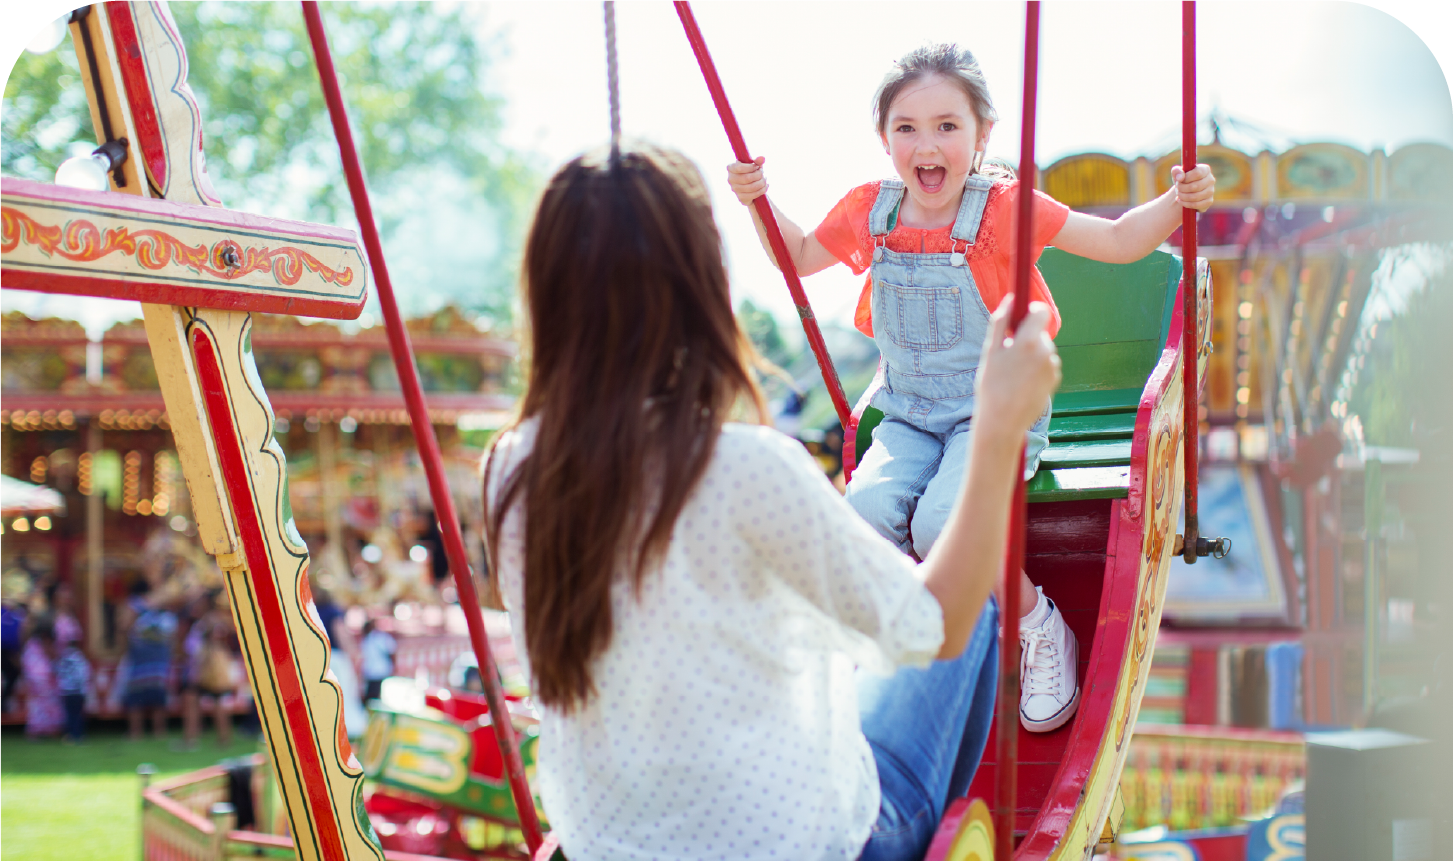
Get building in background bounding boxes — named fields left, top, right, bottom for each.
left=0, top=307, right=515, bottom=666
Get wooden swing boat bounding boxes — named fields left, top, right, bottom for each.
left=2, top=1, right=1213, bottom=859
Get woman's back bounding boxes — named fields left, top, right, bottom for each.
left=490, top=421, right=943, bottom=860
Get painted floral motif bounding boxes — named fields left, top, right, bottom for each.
left=1, top=207, right=354, bottom=288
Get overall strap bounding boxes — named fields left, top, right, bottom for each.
left=949, top=174, right=995, bottom=244
left=867, top=179, right=906, bottom=237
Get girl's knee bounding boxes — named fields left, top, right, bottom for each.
left=910, top=506, right=949, bottom=560
left=847, top=484, right=913, bottom=552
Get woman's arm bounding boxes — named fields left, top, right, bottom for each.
left=726, top=157, right=840, bottom=276
left=919, top=299, right=1062, bottom=658
left=1051, top=164, right=1215, bottom=265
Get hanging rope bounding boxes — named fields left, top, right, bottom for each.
left=603, top=1, right=621, bottom=159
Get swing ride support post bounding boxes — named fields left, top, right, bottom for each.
left=1180, top=1, right=1201, bottom=564
left=300, top=4, right=546, bottom=854
left=673, top=1, right=853, bottom=433
left=996, top=3, right=1039, bottom=854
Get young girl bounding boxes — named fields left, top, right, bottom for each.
left=484, top=143, right=1060, bottom=860
left=727, top=43, right=1215, bottom=732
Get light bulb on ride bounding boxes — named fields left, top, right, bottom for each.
left=25, top=16, right=68, bottom=55
left=54, top=139, right=128, bottom=192
left=54, top=153, right=111, bottom=191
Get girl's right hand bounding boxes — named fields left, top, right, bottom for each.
left=726, top=156, right=768, bottom=206
left=976, top=297, right=1062, bottom=440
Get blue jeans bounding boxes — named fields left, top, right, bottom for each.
left=858, top=597, right=999, bottom=861
left=847, top=416, right=1047, bottom=561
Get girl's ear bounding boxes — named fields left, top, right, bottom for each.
left=977, top=121, right=995, bottom=152
left=880, top=130, right=890, bottom=153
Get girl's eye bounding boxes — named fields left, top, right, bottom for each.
left=895, top=124, right=914, bottom=133
left=940, top=123, right=957, bottom=132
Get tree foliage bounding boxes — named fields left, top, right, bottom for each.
left=3, top=3, right=537, bottom=323
left=1350, top=245, right=1453, bottom=453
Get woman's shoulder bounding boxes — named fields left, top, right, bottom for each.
left=714, top=423, right=825, bottom=482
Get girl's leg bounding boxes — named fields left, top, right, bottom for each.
left=912, top=426, right=1077, bottom=731
left=845, top=417, right=945, bottom=555
left=908, top=429, right=1039, bottom=618
left=183, top=689, right=200, bottom=745
left=128, top=706, right=143, bottom=740
left=213, top=697, right=232, bottom=747
left=857, top=598, right=999, bottom=861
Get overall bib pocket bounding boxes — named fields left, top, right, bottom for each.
left=874, top=281, right=964, bottom=352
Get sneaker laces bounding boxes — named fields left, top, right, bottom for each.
left=1021, top=628, right=1062, bottom=697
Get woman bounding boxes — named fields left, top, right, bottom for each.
left=483, top=144, right=1060, bottom=861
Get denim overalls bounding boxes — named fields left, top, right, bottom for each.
left=845, top=175, right=1052, bottom=559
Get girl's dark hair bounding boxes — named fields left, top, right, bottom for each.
left=873, top=43, right=1015, bottom=181
left=484, top=142, right=766, bottom=713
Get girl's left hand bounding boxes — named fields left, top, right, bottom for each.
left=1172, top=164, right=1215, bottom=212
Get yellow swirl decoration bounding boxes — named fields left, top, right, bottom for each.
left=1, top=207, right=353, bottom=288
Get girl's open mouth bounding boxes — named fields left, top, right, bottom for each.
left=916, top=165, right=947, bottom=193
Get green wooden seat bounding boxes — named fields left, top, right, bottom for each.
left=853, top=249, right=1184, bottom=503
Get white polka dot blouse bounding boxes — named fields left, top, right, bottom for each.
left=487, top=422, right=944, bottom=860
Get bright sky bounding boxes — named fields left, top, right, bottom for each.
left=480, top=1, right=1453, bottom=332
left=3, top=1, right=1451, bottom=336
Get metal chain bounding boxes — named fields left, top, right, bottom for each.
left=603, top=1, right=621, bottom=158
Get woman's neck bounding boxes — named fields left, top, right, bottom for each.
left=896, top=188, right=964, bottom=231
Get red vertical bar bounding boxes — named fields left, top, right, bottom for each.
left=673, top=1, right=852, bottom=433
left=300, top=3, right=544, bottom=853
left=1180, top=0, right=1201, bottom=563
left=997, top=3, right=1039, bottom=855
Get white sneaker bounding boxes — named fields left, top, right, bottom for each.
left=1018, top=589, right=1080, bottom=732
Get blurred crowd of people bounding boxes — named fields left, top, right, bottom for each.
left=1, top=547, right=252, bottom=748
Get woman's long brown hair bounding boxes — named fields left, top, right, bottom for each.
left=484, top=144, right=765, bottom=713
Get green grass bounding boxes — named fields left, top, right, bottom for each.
left=1, top=725, right=262, bottom=861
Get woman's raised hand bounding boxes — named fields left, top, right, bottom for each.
left=976, top=298, right=1062, bottom=442
left=726, top=156, right=768, bottom=206
left=1171, top=163, right=1216, bottom=212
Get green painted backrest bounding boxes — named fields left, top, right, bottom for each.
left=1042, top=248, right=1183, bottom=412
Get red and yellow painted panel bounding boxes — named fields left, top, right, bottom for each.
left=2, top=179, right=367, bottom=320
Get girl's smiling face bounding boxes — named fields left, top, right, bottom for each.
left=880, top=74, right=991, bottom=223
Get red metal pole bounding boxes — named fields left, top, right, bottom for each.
left=1180, top=0, right=1201, bottom=564
left=996, top=3, right=1039, bottom=855
left=300, top=4, right=545, bottom=853
left=673, top=1, right=853, bottom=433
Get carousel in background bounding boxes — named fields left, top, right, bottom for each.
left=0, top=304, right=516, bottom=719
left=1034, top=130, right=1452, bottom=848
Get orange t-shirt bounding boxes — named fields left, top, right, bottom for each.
left=814, top=179, right=1070, bottom=339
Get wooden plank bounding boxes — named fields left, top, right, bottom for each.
left=1040, top=439, right=1133, bottom=468
left=1049, top=411, right=1138, bottom=441
left=2, top=178, right=368, bottom=320
left=1026, top=466, right=1132, bottom=503
left=1025, top=499, right=1115, bottom=554
left=1050, top=389, right=1145, bottom=415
